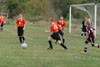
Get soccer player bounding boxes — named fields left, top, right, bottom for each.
left=81, top=16, right=87, bottom=36
left=0, top=14, right=5, bottom=32
left=16, top=13, right=26, bottom=44
left=81, top=19, right=100, bottom=54
left=45, top=18, right=67, bottom=50
left=57, top=16, right=66, bottom=43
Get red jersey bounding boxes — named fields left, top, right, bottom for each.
left=0, top=17, right=2, bottom=24
left=57, top=20, right=66, bottom=29
left=16, top=17, right=26, bottom=27
left=86, top=25, right=95, bottom=37
left=2, top=16, right=5, bottom=22
left=50, top=23, right=59, bottom=33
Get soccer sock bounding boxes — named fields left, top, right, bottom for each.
left=81, top=33, right=83, bottom=36
left=62, top=39, right=65, bottom=43
left=84, top=47, right=87, bottom=52
left=48, top=41, right=53, bottom=49
left=22, top=37, right=25, bottom=43
left=19, top=37, right=22, bottom=43
left=84, top=33, right=86, bottom=36
left=97, top=44, right=100, bottom=48
left=60, top=43, right=67, bottom=49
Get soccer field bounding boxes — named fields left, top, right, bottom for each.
left=0, top=23, right=100, bottom=67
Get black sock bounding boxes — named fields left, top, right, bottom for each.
left=48, top=41, right=53, bottom=49
left=60, top=43, right=67, bottom=49
left=62, top=39, right=65, bottom=43
left=81, top=33, right=83, bottom=36
left=22, top=37, right=25, bottom=43
left=84, top=47, right=87, bottom=52
left=19, top=37, right=22, bottom=43
left=98, top=45, right=100, bottom=48
left=84, top=33, right=86, bottom=36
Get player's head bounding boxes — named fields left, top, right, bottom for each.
left=49, top=18, right=54, bottom=24
left=60, top=16, right=64, bottom=20
left=19, top=13, right=22, bottom=18
left=87, top=19, right=91, bottom=26
left=85, top=16, right=88, bottom=20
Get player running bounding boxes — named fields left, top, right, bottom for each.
left=0, top=14, right=5, bottom=32
left=81, top=16, right=87, bottom=36
left=16, top=13, right=26, bottom=44
left=45, top=18, right=67, bottom=50
left=57, top=16, right=66, bottom=43
left=81, top=19, right=100, bottom=54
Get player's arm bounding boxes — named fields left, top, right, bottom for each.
left=15, top=19, right=18, bottom=29
left=45, top=30, right=50, bottom=33
left=23, top=18, right=26, bottom=30
left=62, top=21, right=66, bottom=30
left=45, top=26, right=53, bottom=33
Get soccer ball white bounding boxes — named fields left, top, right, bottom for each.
left=22, top=43, right=27, bottom=49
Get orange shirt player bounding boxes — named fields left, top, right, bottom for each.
left=45, top=18, right=67, bottom=50
left=16, top=13, right=26, bottom=44
left=57, top=16, right=66, bottom=44
left=0, top=14, right=5, bottom=32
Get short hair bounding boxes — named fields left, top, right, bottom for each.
left=49, top=18, right=54, bottom=22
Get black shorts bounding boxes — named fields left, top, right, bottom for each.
left=1, top=22, right=4, bottom=27
left=85, top=36, right=95, bottom=45
left=51, top=32, right=61, bottom=41
left=17, top=27, right=24, bottom=36
left=58, top=30, right=64, bottom=36
left=82, top=27, right=86, bottom=32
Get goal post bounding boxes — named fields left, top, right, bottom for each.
left=69, top=3, right=99, bottom=37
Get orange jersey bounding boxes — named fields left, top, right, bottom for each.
left=0, top=17, right=3, bottom=24
left=57, top=20, right=66, bottom=29
left=16, top=17, right=26, bottom=27
left=2, top=16, right=5, bottom=22
left=50, top=23, right=59, bottom=33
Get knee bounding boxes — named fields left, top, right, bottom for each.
left=57, top=40, right=62, bottom=44
left=48, top=36, right=51, bottom=41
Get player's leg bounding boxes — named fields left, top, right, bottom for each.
left=55, top=33, right=67, bottom=50
left=59, top=30, right=65, bottom=43
left=48, top=36, right=53, bottom=49
left=1, top=22, right=3, bottom=32
left=62, top=35, right=65, bottom=44
left=18, top=27, right=23, bottom=43
left=19, top=36, right=22, bottom=43
left=90, top=37, right=100, bottom=48
left=81, top=32, right=84, bottom=36
left=80, top=39, right=89, bottom=54
left=57, top=40, right=67, bottom=50
left=21, top=28, right=25, bottom=43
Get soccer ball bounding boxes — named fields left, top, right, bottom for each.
left=22, top=43, right=27, bottom=49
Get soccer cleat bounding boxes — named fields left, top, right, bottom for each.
left=48, top=47, right=53, bottom=50
left=80, top=51, right=87, bottom=54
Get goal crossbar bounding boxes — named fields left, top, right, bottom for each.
left=69, top=3, right=100, bottom=37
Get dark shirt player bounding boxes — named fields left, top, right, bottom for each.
left=81, top=16, right=87, bottom=36
left=81, top=19, right=100, bottom=54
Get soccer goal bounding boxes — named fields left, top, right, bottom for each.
left=69, top=3, right=100, bottom=37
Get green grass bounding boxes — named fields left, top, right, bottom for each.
left=0, top=23, right=100, bottom=67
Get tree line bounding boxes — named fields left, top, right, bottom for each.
left=0, top=0, right=100, bottom=20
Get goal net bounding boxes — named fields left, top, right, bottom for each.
left=69, top=3, right=100, bottom=37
